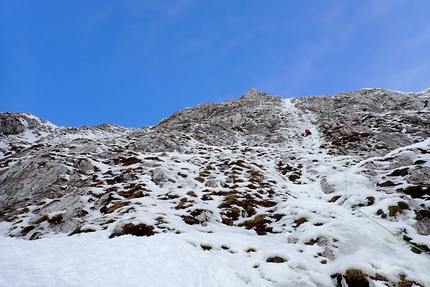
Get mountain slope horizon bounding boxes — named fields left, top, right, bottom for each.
left=1, top=87, right=429, bottom=286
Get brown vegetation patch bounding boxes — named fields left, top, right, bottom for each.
left=249, top=170, right=263, bottom=183
left=20, top=226, right=35, bottom=236
left=266, top=255, right=287, bottom=263
left=183, top=209, right=210, bottom=225
left=288, top=173, right=301, bottom=182
left=20, top=207, right=31, bottom=214
left=331, top=132, right=371, bottom=147
left=388, top=202, right=409, bottom=217
left=397, top=274, right=424, bottom=287
left=376, top=209, right=387, bottom=218
left=388, top=205, right=402, bottom=217
left=375, top=143, right=388, bottom=149
left=218, top=190, right=266, bottom=217
left=109, top=223, right=155, bottom=238
left=238, top=197, right=257, bottom=217
left=106, top=186, right=119, bottom=192
left=294, top=217, right=308, bottom=227
left=101, top=201, right=129, bottom=214
left=402, top=235, right=430, bottom=254
left=106, top=175, right=125, bottom=185
left=201, top=194, right=213, bottom=201
left=187, top=191, right=198, bottom=197
left=48, top=213, right=64, bottom=225
left=178, top=172, right=188, bottom=178
left=113, top=156, right=142, bottom=166
left=332, top=268, right=369, bottom=287
left=200, top=244, right=212, bottom=251
left=304, top=237, right=319, bottom=245
left=175, top=197, right=192, bottom=210
left=276, top=161, right=293, bottom=175
left=271, top=213, right=285, bottom=221
left=415, top=209, right=430, bottom=220
left=117, top=189, right=147, bottom=199
left=218, top=194, right=239, bottom=208
left=343, top=268, right=369, bottom=287
left=387, top=168, right=409, bottom=177
left=240, top=214, right=272, bottom=235
left=183, top=216, right=200, bottom=225
left=369, top=273, right=388, bottom=282
left=366, top=196, right=375, bottom=206
left=35, top=214, right=49, bottom=224
left=258, top=199, right=277, bottom=208
left=159, top=193, right=179, bottom=200
left=199, top=170, right=211, bottom=177
left=220, top=207, right=241, bottom=225
left=377, top=180, right=397, bottom=187
left=229, top=159, right=248, bottom=168
left=328, top=195, right=341, bottom=203
left=397, top=201, right=409, bottom=209
left=69, top=226, right=96, bottom=236
left=194, top=176, right=205, bottom=183
left=399, top=185, right=430, bottom=198
left=247, top=183, right=258, bottom=189
left=417, top=148, right=429, bottom=154
left=103, top=170, right=114, bottom=176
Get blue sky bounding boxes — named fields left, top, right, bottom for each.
left=1, top=1, right=429, bottom=127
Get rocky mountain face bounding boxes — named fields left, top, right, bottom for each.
left=1, top=88, right=429, bottom=286
left=295, top=88, right=430, bottom=156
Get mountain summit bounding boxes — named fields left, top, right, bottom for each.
left=1, top=88, right=429, bottom=286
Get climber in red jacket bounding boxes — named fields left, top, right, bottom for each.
left=304, top=129, right=311, bottom=137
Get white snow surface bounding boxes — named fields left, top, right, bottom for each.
left=0, top=227, right=249, bottom=287
left=1, top=99, right=430, bottom=286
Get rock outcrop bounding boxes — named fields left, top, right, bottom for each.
left=0, top=112, right=43, bottom=135
left=293, top=88, right=430, bottom=156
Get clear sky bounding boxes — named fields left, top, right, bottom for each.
left=1, top=1, right=429, bottom=128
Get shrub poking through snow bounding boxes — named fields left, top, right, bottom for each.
left=109, top=223, right=155, bottom=238
left=266, top=255, right=286, bottom=263
left=47, top=213, right=64, bottom=225
left=332, top=269, right=369, bottom=287
left=200, top=244, right=212, bottom=251
left=294, top=217, right=308, bottom=227
left=240, top=214, right=272, bottom=235
left=388, top=202, right=409, bottom=217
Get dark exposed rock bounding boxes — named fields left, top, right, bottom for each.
left=0, top=112, right=41, bottom=135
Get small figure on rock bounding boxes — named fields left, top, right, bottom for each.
left=304, top=129, right=312, bottom=137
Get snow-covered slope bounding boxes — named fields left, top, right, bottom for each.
left=0, top=88, right=429, bottom=287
